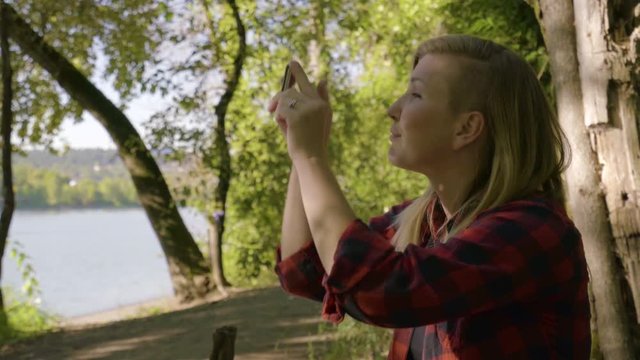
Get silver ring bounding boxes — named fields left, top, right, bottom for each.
left=288, top=99, right=298, bottom=109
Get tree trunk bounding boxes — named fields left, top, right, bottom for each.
left=0, top=1, right=15, bottom=328
left=2, top=3, right=211, bottom=302
left=572, top=0, right=640, bottom=352
left=588, top=280, right=605, bottom=359
left=208, top=214, right=230, bottom=294
left=201, top=0, right=247, bottom=290
left=535, top=0, right=637, bottom=358
left=573, top=0, right=640, bottom=327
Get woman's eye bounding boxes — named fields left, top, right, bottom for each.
left=411, top=93, right=421, bottom=99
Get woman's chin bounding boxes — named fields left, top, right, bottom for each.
left=388, top=151, right=420, bottom=173
left=387, top=149, right=396, bottom=163
left=387, top=151, right=404, bottom=168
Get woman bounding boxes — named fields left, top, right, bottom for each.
left=268, top=35, right=590, bottom=359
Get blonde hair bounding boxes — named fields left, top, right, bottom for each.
left=390, top=34, right=571, bottom=251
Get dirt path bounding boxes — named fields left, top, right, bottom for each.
left=1, top=285, right=336, bottom=359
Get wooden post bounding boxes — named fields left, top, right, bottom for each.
left=210, top=325, right=237, bottom=360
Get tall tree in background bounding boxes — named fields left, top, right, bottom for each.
left=144, top=0, right=250, bottom=292
left=3, top=2, right=211, bottom=302
left=0, top=0, right=16, bottom=328
left=203, top=0, right=246, bottom=292
left=533, top=0, right=639, bottom=358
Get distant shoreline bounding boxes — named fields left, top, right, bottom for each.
left=15, top=204, right=142, bottom=211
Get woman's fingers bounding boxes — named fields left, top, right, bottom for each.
left=289, top=61, right=315, bottom=97
left=269, top=88, right=302, bottom=114
left=274, top=92, right=290, bottom=120
left=273, top=89, right=306, bottom=117
left=317, top=79, right=329, bottom=103
left=268, top=93, right=281, bottom=113
left=269, top=61, right=318, bottom=114
left=287, top=70, right=297, bottom=91
left=268, top=98, right=275, bottom=113
left=276, top=115, right=288, bottom=134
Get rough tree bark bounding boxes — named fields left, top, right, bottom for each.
left=0, top=1, right=15, bottom=327
left=573, top=0, right=640, bottom=329
left=534, top=0, right=639, bottom=358
left=201, top=0, right=247, bottom=292
left=2, top=3, right=211, bottom=302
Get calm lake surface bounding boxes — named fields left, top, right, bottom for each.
left=1, top=208, right=208, bottom=319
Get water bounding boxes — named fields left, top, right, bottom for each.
left=0, top=208, right=208, bottom=319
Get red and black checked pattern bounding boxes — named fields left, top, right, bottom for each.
left=275, top=194, right=591, bottom=359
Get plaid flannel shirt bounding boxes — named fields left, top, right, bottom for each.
left=275, top=193, right=591, bottom=359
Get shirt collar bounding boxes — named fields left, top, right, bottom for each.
left=426, top=193, right=480, bottom=243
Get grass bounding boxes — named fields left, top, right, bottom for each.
left=307, top=316, right=391, bottom=360
left=123, top=305, right=167, bottom=320
left=0, top=288, right=58, bottom=346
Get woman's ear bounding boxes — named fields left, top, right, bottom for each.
left=452, top=111, right=485, bottom=151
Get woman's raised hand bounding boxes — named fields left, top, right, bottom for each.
left=268, top=61, right=332, bottom=161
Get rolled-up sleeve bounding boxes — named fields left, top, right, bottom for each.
left=275, top=200, right=413, bottom=304
left=275, top=240, right=327, bottom=302
left=320, top=201, right=582, bottom=328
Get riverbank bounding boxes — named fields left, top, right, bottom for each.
left=1, top=285, right=335, bottom=359
left=60, top=287, right=230, bottom=328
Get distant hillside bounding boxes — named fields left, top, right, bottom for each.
left=14, top=149, right=126, bottom=180
left=16, top=149, right=119, bottom=167
left=14, top=149, right=184, bottom=181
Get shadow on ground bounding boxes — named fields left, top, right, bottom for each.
left=0, top=285, right=336, bottom=360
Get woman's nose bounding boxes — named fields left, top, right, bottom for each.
left=387, top=99, right=401, bottom=121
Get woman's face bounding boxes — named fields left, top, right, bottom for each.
left=386, top=54, right=462, bottom=174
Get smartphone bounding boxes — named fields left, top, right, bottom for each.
left=281, top=64, right=292, bottom=91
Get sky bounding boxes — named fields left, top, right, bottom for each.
left=57, top=78, right=165, bottom=150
